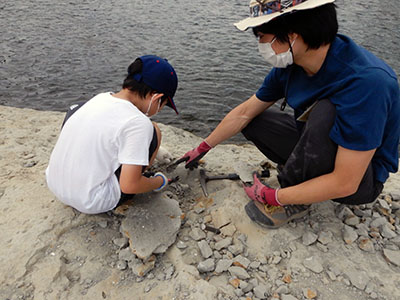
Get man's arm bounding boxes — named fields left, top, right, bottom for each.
left=205, top=94, right=275, bottom=146
left=278, top=146, right=376, bottom=205
left=119, top=164, right=164, bottom=194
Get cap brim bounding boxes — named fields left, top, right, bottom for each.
left=166, top=97, right=179, bottom=114
left=234, top=0, right=335, bottom=31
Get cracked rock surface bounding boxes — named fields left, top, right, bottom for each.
left=1, top=106, right=400, bottom=300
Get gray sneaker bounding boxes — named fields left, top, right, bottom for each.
left=245, top=200, right=310, bottom=229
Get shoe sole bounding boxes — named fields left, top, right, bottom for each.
left=245, top=201, right=309, bottom=229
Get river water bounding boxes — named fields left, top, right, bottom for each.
left=1, top=0, right=399, bottom=143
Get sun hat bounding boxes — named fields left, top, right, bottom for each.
left=133, top=55, right=179, bottom=114
left=234, top=0, right=335, bottom=31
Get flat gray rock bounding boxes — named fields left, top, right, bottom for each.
left=344, top=269, right=369, bottom=290
left=383, top=248, right=400, bottom=266
left=120, top=193, right=182, bottom=260
left=303, top=256, right=324, bottom=273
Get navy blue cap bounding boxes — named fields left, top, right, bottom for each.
left=133, top=55, right=178, bottom=114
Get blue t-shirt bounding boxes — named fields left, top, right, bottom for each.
left=256, top=34, right=400, bottom=183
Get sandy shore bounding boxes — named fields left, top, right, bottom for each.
left=0, top=105, right=399, bottom=300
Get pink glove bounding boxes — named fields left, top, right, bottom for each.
left=181, top=141, right=212, bottom=170
left=243, top=172, right=282, bottom=206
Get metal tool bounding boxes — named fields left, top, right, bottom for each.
left=166, top=157, right=188, bottom=172
left=199, top=169, right=270, bottom=197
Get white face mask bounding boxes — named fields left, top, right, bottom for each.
left=258, top=37, right=296, bottom=68
left=145, top=94, right=161, bottom=116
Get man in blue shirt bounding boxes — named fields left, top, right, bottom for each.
left=180, top=0, right=400, bottom=228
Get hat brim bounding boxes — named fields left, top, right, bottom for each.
left=234, top=0, right=335, bottom=31
left=166, top=97, right=179, bottom=114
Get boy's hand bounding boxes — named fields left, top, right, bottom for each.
left=243, top=172, right=282, bottom=206
left=153, top=172, right=168, bottom=192
left=180, top=141, right=212, bottom=170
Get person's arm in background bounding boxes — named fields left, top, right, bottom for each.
left=181, top=95, right=275, bottom=169
left=245, top=146, right=376, bottom=206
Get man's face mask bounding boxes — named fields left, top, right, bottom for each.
left=258, top=37, right=296, bottom=68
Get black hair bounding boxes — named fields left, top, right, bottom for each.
left=252, top=3, right=338, bottom=50
left=122, top=58, right=168, bottom=102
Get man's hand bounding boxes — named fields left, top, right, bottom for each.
left=243, top=172, right=282, bottom=206
left=180, top=141, right=212, bottom=170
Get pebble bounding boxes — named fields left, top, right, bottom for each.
left=228, top=266, right=250, bottom=280
left=215, top=259, right=233, bottom=273
left=281, top=295, right=298, bottom=300
left=318, top=230, right=333, bottom=245
left=303, top=256, right=324, bottom=273
left=198, top=240, right=213, bottom=258
left=383, top=248, right=400, bottom=266
left=358, top=238, right=375, bottom=252
left=344, top=215, right=360, bottom=226
left=370, top=216, right=388, bottom=229
left=302, top=288, right=317, bottom=299
left=344, top=269, right=369, bottom=290
left=116, top=260, right=127, bottom=270
left=176, top=241, right=188, bottom=249
left=380, top=224, right=397, bottom=239
left=228, top=243, right=244, bottom=256
left=302, top=231, right=318, bottom=246
left=118, top=248, right=136, bottom=262
left=337, top=206, right=354, bottom=220
left=190, top=228, right=206, bottom=241
left=275, top=285, right=289, bottom=294
left=113, top=237, right=129, bottom=248
left=214, top=237, right=232, bottom=250
left=343, top=225, right=358, bottom=244
left=253, top=284, right=269, bottom=299
left=249, top=261, right=261, bottom=269
left=220, top=223, right=237, bottom=236
left=197, top=258, right=215, bottom=273
left=378, top=199, right=391, bottom=210
left=98, top=220, right=108, bottom=228
left=233, top=255, right=251, bottom=269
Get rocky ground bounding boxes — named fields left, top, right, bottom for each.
left=0, top=105, right=400, bottom=300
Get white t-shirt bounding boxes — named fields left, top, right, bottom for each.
left=46, top=92, right=154, bottom=214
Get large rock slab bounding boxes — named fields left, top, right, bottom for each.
left=120, top=193, right=182, bottom=260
